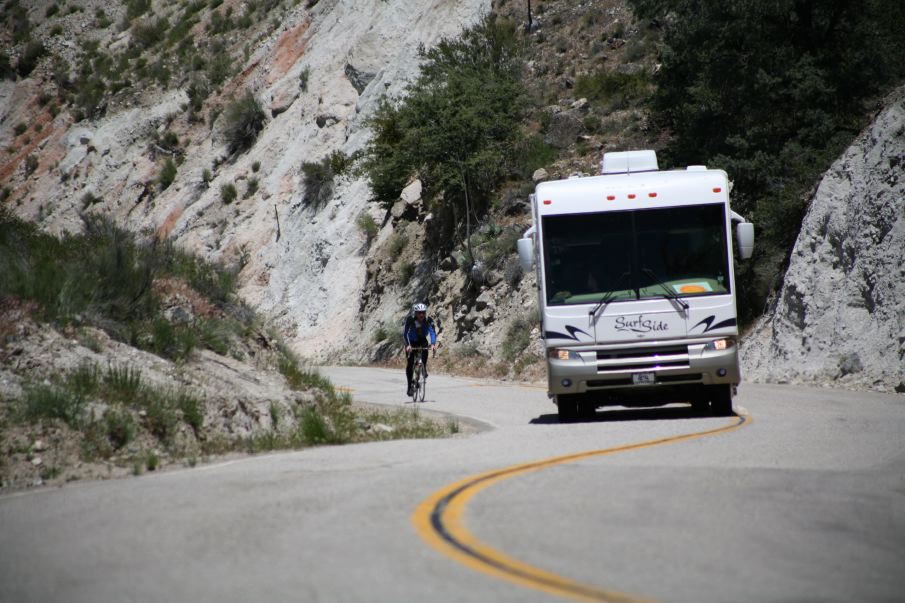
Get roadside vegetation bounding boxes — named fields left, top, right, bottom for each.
left=0, top=207, right=246, bottom=362
left=0, top=209, right=457, bottom=490
left=363, top=14, right=538, bottom=251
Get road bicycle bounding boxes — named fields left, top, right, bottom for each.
left=408, top=346, right=434, bottom=403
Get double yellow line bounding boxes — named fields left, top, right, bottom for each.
left=412, top=414, right=750, bottom=602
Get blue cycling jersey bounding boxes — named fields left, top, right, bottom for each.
left=402, top=315, right=437, bottom=346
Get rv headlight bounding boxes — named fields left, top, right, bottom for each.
left=549, top=349, right=581, bottom=361
left=703, top=339, right=734, bottom=351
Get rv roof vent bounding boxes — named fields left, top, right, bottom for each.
left=601, top=150, right=658, bottom=175
left=686, top=165, right=708, bottom=171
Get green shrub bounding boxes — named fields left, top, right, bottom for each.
left=206, top=46, right=233, bottom=87
left=187, top=78, right=210, bottom=113
left=147, top=318, right=197, bottom=361
left=513, top=134, right=555, bottom=180
left=143, top=394, right=177, bottom=441
left=175, top=390, right=204, bottom=435
left=200, top=318, right=231, bottom=355
left=298, top=407, right=329, bottom=444
left=502, top=314, right=533, bottom=362
left=356, top=212, right=378, bottom=244
left=8, top=3, right=31, bottom=44
left=102, top=364, right=143, bottom=403
left=371, top=321, right=392, bottom=343
left=300, top=157, right=334, bottom=209
left=13, top=123, right=27, bottom=136
left=386, top=232, right=407, bottom=257
left=244, top=177, right=258, bottom=198
left=251, top=160, right=260, bottom=172
left=574, top=70, right=651, bottom=109
left=104, top=409, right=135, bottom=449
left=157, top=242, right=238, bottom=305
left=125, top=0, right=151, bottom=20
left=223, top=90, right=266, bottom=154
left=278, top=352, right=334, bottom=394
left=146, top=451, right=159, bottom=471
left=398, top=260, right=415, bottom=283
left=158, top=158, right=177, bottom=190
left=0, top=51, right=14, bottom=80
left=24, top=154, right=38, bottom=175
left=16, top=40, right=45, bottom=77
left=299, top=67, right=310, bottom=92
left=21, top=384, right=84, bottom=427
left=329, top=150, right=352, bottom=176
left=131, top=17, right=169, bottom=49
left=220, top=182, right=237, bottom=203
left=269, top=401, right=281, bottom=429
left=69, top=362, right=100, bottom=398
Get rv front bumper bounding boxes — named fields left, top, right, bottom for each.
left=547, top=339, right=740, bottom=396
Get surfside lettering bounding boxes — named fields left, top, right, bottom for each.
left=613, top=314, right=669, bottom=336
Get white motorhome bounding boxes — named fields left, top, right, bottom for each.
left=518, top=150, right=755, bottom=421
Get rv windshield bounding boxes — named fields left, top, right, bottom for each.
left=542, top=204, right=730, bottom=306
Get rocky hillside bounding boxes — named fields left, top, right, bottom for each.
left=4, top=0, right=900, bottom=395
left=1, top=0, right=492, bottom=361
left=741, top=87, right=905, bottom=393
left=2, top=0, right=659, bottom=371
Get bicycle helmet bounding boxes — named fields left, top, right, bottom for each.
left=412, top=302, right=428, bottom=313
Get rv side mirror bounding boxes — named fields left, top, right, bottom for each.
left=736, top=222, right=754, bottom=260
left=517, top=237, right=534, bottom=271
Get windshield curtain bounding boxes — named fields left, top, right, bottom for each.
left=542, top=204, right=730, bottom=306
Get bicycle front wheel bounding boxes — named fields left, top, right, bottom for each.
left=417, top=364, right=427, bottom=402
left=410, top=360, right=421, bottom=402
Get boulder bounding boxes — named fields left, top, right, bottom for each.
left=400, top=179, right=422, bottom=205
left=532, top=168, right=549, bottom=183
left=544, top=112, right=583, bottom=148
left=344, top=63, right=377, bottom=95
left=270, top=81, right=300, bottom=117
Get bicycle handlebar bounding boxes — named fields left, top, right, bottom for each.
left=406, top=345, right=438, bottom=357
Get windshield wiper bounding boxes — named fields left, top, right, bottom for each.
left=641, top=268, right=689, bottom=311
left=589, top=271, right=631, bottom=318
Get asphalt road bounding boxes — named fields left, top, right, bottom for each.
left=1, top=367, right=903, bottom=603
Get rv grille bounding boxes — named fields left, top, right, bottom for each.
left=586, top=373, right=703, bottom=389
left=596, top=345, right=690, bottom=374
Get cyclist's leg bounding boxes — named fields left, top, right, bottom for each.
left=421, top=348, right=429, bottom=378
left=405, top=351, right=415, bottom=394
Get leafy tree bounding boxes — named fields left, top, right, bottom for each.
left=363, top=15, right=527, bottom=249
left=628, top=0, right=905, bottom=322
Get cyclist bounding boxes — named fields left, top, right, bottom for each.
left=403, top=302, right=437, bottom=396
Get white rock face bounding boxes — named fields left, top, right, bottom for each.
left=229, top=0, right=490, bottom=359
left=741, top=87, right=905, bottom=393
left=8, top=0, right=490, bottom=361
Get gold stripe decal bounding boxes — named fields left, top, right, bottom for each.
left=412, top=414, right=750, bottom=602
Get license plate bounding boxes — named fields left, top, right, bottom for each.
left=632, top=372, right=656, bottom=385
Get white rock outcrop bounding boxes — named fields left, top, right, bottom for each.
left=7, top=0, right=490, bottom=362
left=741, top=87, right=905, bottom=393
